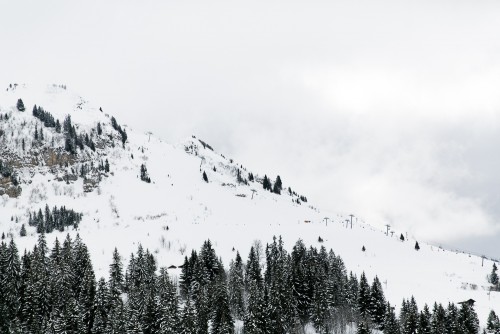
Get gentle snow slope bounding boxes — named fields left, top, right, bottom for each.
left=0, top=84, right=498, bottom=327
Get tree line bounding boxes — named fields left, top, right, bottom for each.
left=27, top=205, right=83, bottom=234
left=0, top=234, right=487, bottom=334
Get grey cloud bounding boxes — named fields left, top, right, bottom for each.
left=2, top=0, right=500, bottom=256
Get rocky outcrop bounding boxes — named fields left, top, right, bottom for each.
left=0, top=176, right=22, bottom=198
left=43, top=148, right=76, bottom=167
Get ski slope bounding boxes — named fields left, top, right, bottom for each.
left=0, top=84, right=498, bottom=328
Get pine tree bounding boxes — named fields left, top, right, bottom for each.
left=291, top=239, right=311, bottom=325
left=16, top=99, right=25, bottom=112
left=383, top=302, right=401, bottom=334
left=180, top=297, right=196, bottom=334
left=346, top=272, right=359, bottom=313
left=109, top=247, right=124, bottom=301
left=490, top=263, right=499, bottom=287
left=262, top=175, right=272, bottom=191
left=236, top=169, right=244, bottom=184
left=445, top=302, right=459, bottom=334
left=458, top=303, right=479, bottom=334
left=157, top=268, right=179, bottom=334
left=358, top=272, right=371, bottom=319
left=419, top=304, right=432, bottom=334
left=179, top=255, right=193, bottom=299
left=415, top=241, right=420, bottom=251
left=20, top=224, right=26, bottom=237
left=370, top=276, right=386, bottom=329
left=431, top=303, right=447, bottom=334
left=357, top=321, right=371, bottom=334
left=211, top=280, right=234, bottom=334
left=0, top=239, right=21, bottom=331
left=400, top=297, right=418, bottom=334
left=311, top=257, right=330, bottom=333
left=141, top=164, right=152, bottom=183
left=273, top=175, right=282, bottom=194
left=228, top=252, right=245, bottom=319
left=245, top=246, right=263, bottom=289
left=243, top=281, right=267, bottom=334
left=202, top=171, right=208, bottom=183
left=92, top=278, right=110, bottom=333
left=194, top=286, right=209, bottom=334
left=486, top=310, right=500, bottom=333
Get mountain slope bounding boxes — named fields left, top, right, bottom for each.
left=0, top=83, right=498, bottom=328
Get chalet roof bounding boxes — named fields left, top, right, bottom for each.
left=458, top=299, right=476, bottom=306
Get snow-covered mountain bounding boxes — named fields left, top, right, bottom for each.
left=0, top=83, right=498, bottom=327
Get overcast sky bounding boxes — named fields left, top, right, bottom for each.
left=2, top=0, right=500, bottom=257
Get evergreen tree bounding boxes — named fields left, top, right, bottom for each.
left=179, top=255, right=193, bottom=299
left=194, top=285, right=209, bottom=334
left=459, top=303, right=479, bottom=334
left=243, top=281, right=267, bottom=334
left=291, top=239, right=311, bottom=325
left=16, top=99, right=25, bottom=112
left=358, top=272, right=371, bottom=319
left=486, top=310, right=500, bottom=333
left=264, top=236, right=297, bottom=334
left=245, top=246, right=263, bottom=289
left=357, top=321, right=371, bottom=334
left=109, top=247, right=124, bottom=301
left=141, top=164, right=152, bottom=183
left=0, top=239, right=21, bottom=331
left=419, top=304, right=432, bottom=334
left=415, top=242, right=420, bottom=251
left=431, top=303, right=447, bottom=334
left=228, top=252, right=245, bottom=319
left=370, top=276, right=386, bottom=329
left=490, top=263, right=499, bottom=287
left=211, top=280, right=234, bottom=334
left=383, top=302, right=401, bottom=334
left=445, top=302, right=459, bottom=334
left=311, top=256, right=330, bottom=333
left=92, top=278, right=110, bottom=333
left=180, top=297, right=197, bottom=334
left=262, top=175, right=272, bottom=191
left=202, top=171, right=208, bottom=183
left=401, top=297, right=418, bottom=334
left=273, top=175, right=282, bottom=194
left=20, top=224, right=26, bottom=237
left=157, top=268, right=179, bottom=334
left=347, top=272, right=359, bottom=313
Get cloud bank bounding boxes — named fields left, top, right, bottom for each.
left=2, top=0, right=500, bottom=255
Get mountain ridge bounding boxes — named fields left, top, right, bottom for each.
left=0, top=83, right=498, bottom=329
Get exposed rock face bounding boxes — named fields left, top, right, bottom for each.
left=0, top=176, right=22, bottom=198
left=5, top=185, right=22, bottom=197
left=43, top=148, right=76, bottom=167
